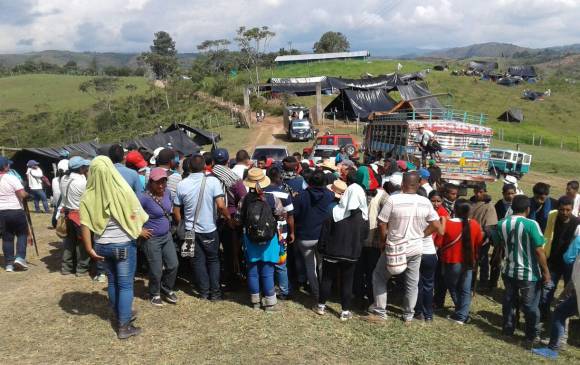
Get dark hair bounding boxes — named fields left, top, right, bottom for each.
left=444, top=182, right=459, bottom=193
left=293, top=152, right=302, bottom=160
left=454, top=198, right=474, bottom=269
left=568, top=180, right=579, bottom=190
left=267, top=166, right=282, bottom=183
left=203, top=152, right=213, bottom=166
left=156, top=148, right=175, bottom=166
left=302, top=168, right=314, bottom=185
left=512, top=195, right=530, bottom=214
left=502, top=183, right=516, bottom=193
left=190, top=155, right=205, bottom=173
left=300, top=162, right=309, bottom=172
left=181, top=157, right=192, bottom=178
left=108, top=144, right=124, bottom=164
left=257, top=156, right=267, bottom=163
left=532, top=182, right=550, bottom=196
left=474, top=182, right=487, bottom=193
left=346, top=170, right=357, bottom=185
left=310, top=170, right=326, bottom=187
left=558, top=195, right=574, bottom=207
left=428, top=190, right=442, bottom=200
left=236, top=150, right=249, bottom=162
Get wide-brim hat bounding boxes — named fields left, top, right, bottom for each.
left=327, top=180, right=347, bottom=198
left=320, top=159, right=337, bottom=171
left=243, top=167, right=271, bottom=189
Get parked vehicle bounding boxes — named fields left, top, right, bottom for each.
left=251, top=145, right=289, bottom=163
left=310, top=145, right=341, bottom=165
left=283, top=105, right=315, bottom=141
left=488, top=148, right=531, bottom=178
left=303, top=133, right=359, bottom=159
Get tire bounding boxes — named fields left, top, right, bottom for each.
left=344, top=144, right=356, bottom=156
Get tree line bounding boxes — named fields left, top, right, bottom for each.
left=0, top=58, right=146, bottom=77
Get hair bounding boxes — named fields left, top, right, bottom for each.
left=267, top=166, right=282, bottom=184
left=108, top=144, right=124, bottom=164
left=292, top=152, right=302, bottom=161
left=189, top=155, right=205, bottom=173
left=444, top=182, right=459, bottom=193
left=310, top=170, right=326, bottom=187
left=428, top=190, right=442, bottom=200
left=257, top=156, right=267, bottom=163
left=346, top=170, right=358, bottom=185
left=532, top=182, right=551, bottom=196
left=502, top=183, right=516, bottom=193
left=512, top=195, right=530, bottom=214
left=181, top=157, right=193, bottom=178
left=203, top=152, right=213, bottom=166
left=568, top=180, right=579, bottom=190
left=474, top=182, right=487, bottom=193
left=156, top=148, right=175, bottom=166
left=301, top=168, right=314, bottom=185
left=235, top=150, right=250, bottom=162
left=454, top=198, right=474, bottom=269
left=558, top=195, right=574, bottom=207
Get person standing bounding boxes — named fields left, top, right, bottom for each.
left=232, top=150, right=251, bottom=180
left=315, top=183, right=369, bottom=321
left=414, top=125, right=435, bottom=167
left=495, top=184, right=517, bottom=220
left=108, top=144, right=143, bottom=194
left=0, top=156, right=30, bottom=272
left=138, top=168, right=179, bottom=307
left=565, top=180, right=580, bottom=217
left=367, top=172, right=442, bottom=323
left=281, top=156, right=306, bottom=195
left=80, top=156, right=149, bottom=339
left=26, top=160, right=49, bottom=213
left=173, top=155, right=232, bottom=301
left=495, top=195, right=551, bottom=347
left=529, top=182, right=558, bottom=233
left=154, top=148, right=182, bottom=198
left=60, top=156, right=92, bottom=277
left=427, top=159, right=442, bottom=189
left=435, top=199, right=484, bottom=324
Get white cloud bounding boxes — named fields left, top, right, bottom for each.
left=125, top=0, right=150, bottom=10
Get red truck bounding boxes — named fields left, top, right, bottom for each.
left=303, top=133, right=360, bottom=159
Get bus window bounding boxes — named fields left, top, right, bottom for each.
left=523, top=155, right=531, bottom=164
left=503, top=152, right=512, bottom=160
left=490, top=151, right=503, bottom=159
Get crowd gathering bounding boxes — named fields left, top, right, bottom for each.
left=0, top=144, right=579, bottom=359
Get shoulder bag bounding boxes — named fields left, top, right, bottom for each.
left=55, top=180, right=73, bottom=239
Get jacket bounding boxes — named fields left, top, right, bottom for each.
left=318, top=209, right=369, bottom=261
left=293, top=187, right=335, bottom=240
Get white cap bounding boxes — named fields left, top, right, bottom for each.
left=385, top=172, right=403, bottom=186
left=149, top=147, right=164, bottom=165
left=503, top=175, right=518, bottom=185
left=57, top=159, right=69, bottom=172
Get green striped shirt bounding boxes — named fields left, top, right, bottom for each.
left=498, top=216, right=545, bottom=281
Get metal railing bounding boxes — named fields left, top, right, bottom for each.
left=375, top=108, right=488, bottom=125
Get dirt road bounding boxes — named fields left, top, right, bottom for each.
left=243, top=115, right=286, bottom=151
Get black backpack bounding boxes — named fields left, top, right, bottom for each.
left=241, top=193, right=277, bottom=244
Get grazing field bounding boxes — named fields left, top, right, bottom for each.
left=0, top=74, right=149, bottom=115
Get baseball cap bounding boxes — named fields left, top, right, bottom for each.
left=57, top=159, right=69, bottom=172
left=385, top=172, right=403, bottom=186
left=27, top=160, right=40, bottom=168
left=212, top=148, right=229, bottom=165
left=396, top=160, right=407, bottom=170
left=149, top=167, right=168, bottom=181
left=68, top=156, right=91, bottom=170
left=125, top=150, right=147, bottom=169
left=419, top=168, right=431, bottom=180
left=59, top=149, right=70, bottom=158
left=0, top=156, right=13, bottom=169
left=428, top=159, right=436, bottom=166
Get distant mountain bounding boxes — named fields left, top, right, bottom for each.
left=425, top=42, right=530, bottom=59
left=0, top=50, right=197, bottom=69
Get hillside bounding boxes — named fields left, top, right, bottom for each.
left=0, top=50, right=197, bottom=69
left=425, top=42, right=530, bottom=59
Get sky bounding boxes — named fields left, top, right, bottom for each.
left=1, top=0, right=579, bottom=55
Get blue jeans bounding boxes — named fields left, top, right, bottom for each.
left=1, top=209, right=28, bottom=265
left=502, top=275, right=541, bottom=340
left=415, top=254, right=438, bottom=320
left=275, top=262, right=290, bottom=295
left=549, top=295, right=578, bottom=350
left=191, top=230, right=221, bottom=299
left=247, top=261, right=276, bottom=298
left=540, top=266, right=573, bottom=320
left=30, top=189, right=49, bottom=213
left=443, top=263, right=473, bottom=322
left=95, top=241, right=137, bottom=326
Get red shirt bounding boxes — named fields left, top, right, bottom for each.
left=436, top=206, right=449, bottom=219
left=435, top=218, right=484, bottom=264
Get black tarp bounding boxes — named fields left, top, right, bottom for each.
left=324, top=89, right=397, bottom=120
left=498, top=108, right=524, bottom=122
left=264, top=77, right=332, bottom=95
left=397, top=83, right=444, bottom=111
left=522, top=90, right=545, bottom=101
left=327, top=74, right=402, bottom=91
left=508, top=66, right=537, bottom=78
left=468, top=61, right=498, bottom=73
left=164, top=123, right=220, bottom=146
left=497, top=77, right=522, bottom=86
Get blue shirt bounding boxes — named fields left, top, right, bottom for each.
left=138, top=191, right=172, bottom=237
left=115, top=163, right=143, bottom=194
left=174, top=173, right=224, bottom=233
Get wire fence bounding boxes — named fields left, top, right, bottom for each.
left=495, top=128, right=580, bottom=152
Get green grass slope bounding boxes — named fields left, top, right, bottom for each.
left=0, top=74, right=149, bottom=115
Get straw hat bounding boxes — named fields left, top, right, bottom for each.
left=327, top=180, right=347, bottom=198
left=243, top=167, right=271, bottom=189
left=320, top=159, right=338, bottom=171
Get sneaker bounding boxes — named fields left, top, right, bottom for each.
left=524, top=337, right=541, bottom=350
left=94, top=273, right=107, bottom=283
left=313, top=304, right=326, bottom=315
left=446, top=315, right=464, bottom=325
left=163, top=291, right=178, bottom=304
left=13, top=258, right=28, bottom=271
left=340, top=311, right=353, bottom=321
left=150, top=296, right=164, bottom=307
left=117, top=324, right=142, bottom=339
left=75, top=271, right=90, bottom=277
left=364, top=311, right=388, bottom=323
left=531, top=347, right=558, bottom=359
left=5, top=264, right=14, bottom=272
left=414, top=313, right=425, bottom=321
left=264, top=305, right=280, bottom=313
left=277, top=293, right=292, bottom=301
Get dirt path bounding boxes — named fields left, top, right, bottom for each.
left=243, top=115, right=285, bottom=151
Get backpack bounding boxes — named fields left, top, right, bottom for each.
left=242, top=193, right=277, bottom=244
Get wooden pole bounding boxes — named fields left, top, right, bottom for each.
left=315, top=82, right=322, bottom=125
left=532, top=134, right=535, bottom=145
left=356, top=116, right=360, bottom=134
left=243, top=86, right=251, bottom=127
left=561, top=137, right=564, bottom=150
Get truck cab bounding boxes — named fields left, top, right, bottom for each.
left=283, top=105, right=314, bottom=141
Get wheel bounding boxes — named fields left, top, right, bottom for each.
left=344, top=144, right=356, bottom=156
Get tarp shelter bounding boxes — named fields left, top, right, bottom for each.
left=498, top=108, right=524, bottom=123
left=468, top=61, right=498, bottom=73
left=264, top=76, right=332, bottom=95
left=324, top=89, right=398, bottom=121
left=164, top=123, right=220, bottom=146
left=397, top=83, right=444, bottom=111
left=125, top=129, right=201, bottom=156
left=327, top=74, right=403, bottom=91
left=508, top=66, right=537, bottom=78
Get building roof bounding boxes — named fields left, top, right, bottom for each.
left=275, top=51, right=369, bottom=63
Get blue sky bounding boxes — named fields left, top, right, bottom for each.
left=1, top=0, right=579, bottom=54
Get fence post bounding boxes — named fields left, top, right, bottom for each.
left=356, top=116, right=360, bottom=134
left=333, top=113, right=336, bottom=128
left=463, top=111, right=468, bottom=123
left=532, top=134, right=535, bottom=145
left=561, top=137, right=564, bottom=150
left=539, top=136, right=542, bottom=146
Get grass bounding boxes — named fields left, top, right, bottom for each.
left=0, top=74, right=149, bottom=115
left=1, top=211, right=579, bottom=364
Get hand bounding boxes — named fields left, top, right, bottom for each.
left=542, top=272, right=552, bottom=285
left=140, top=228, right=153, bottom=240
left=287, top=232, right=295, bottom=244
left=88, top=248, right=105, bottom=261
left=227, top=217, right=236, bottom=230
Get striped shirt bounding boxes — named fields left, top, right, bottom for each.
left=498, top=215, right=545, bottom=281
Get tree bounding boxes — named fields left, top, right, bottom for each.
left=79, top=77, right=120, bottom=115
left=141, top=31, right=179, bottom=80
left=313, top=31, right=350, bottom=53
left=235, top=26, right=276, bottom=91
left=197, top=39, right=232, bottom=74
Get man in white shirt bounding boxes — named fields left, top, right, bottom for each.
left=26, top=160, right=50, bottom=213
left=232, top=150, right=251, bottom=180
left=414, top=126, right=436, bottom=167
left=368, top=171, right=442, bottom=323
left=60, top=156, right=91, bottom=276
left=566, top=180, right=580, bottom=217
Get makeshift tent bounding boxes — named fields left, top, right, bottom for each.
left=498, top=108, right=524, bottom=123
left=164, top=123, right=220, bottom=146
left=397, top=83, right=444, bottom=111
left=264, top=76, right=332, bottom=95
left=324, top=89, right=397, bottom=120
left=508, top=66, right=537, bottom=78
left=497, top=77, right=522, bottom=87
left=468, top=61, right=498, bottom=73
left=522, top=90, right=546, bottom=101
left=327, top=74, right=403, bottom=91
left=433, top=65, right=446, bottom=71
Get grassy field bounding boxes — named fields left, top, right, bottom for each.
left=0, top=74, right=149, bottom=115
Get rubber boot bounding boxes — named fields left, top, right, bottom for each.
left=118, top=322, right=142, bottom=340
left=250, top=293, right=261, bottom=310
left=262, top=294, right=278, bottom=312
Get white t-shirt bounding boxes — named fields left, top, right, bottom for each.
left=52, top=177, right=62, bottom=206
left=573, top=193, right=580, bottom=217
left=26, top=167, right=44, bottom=190
left=421, top=182, right=433, bottom=196
left=378, top=193, right=439, bottom=256
left=0, top=173, right=25, bottom=210
left=232, top=164, right=248, bottom=180
left=414, top=130, right=435, bottom=147
left=60, top=173, right=87, bottom=210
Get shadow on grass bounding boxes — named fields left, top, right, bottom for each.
left=59, top=291, right=110, bottom=322
left=40, top=241, right=63, bottom=273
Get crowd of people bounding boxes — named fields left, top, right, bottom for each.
left=0, top=146, right=578, bottom=358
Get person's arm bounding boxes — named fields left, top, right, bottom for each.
left=16, top=189, right=29, bottom=202
left=216, top=197, right=233, bottom=228
left=378, top=221, right=388, bottom=249
left=424, top=219, right=443, bottom=237
left=173, top=206, right=182, bottom=225
left=81, top=225, right=104, bottom=261
left=287, top=214, right=295, bottom=244
left=535, top=247, right=551, bottom=284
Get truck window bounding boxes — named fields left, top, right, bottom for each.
left=325, top=137, right=335, bottom=145
left=503, top=152, right=512, bottom=160
left=316, top=138, right=322, bottom=145
left=338, top=137, right=352, bottom=146
left=523, top=155, right=531, bottom=164
left=490, top=151, right=503, bottom=159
